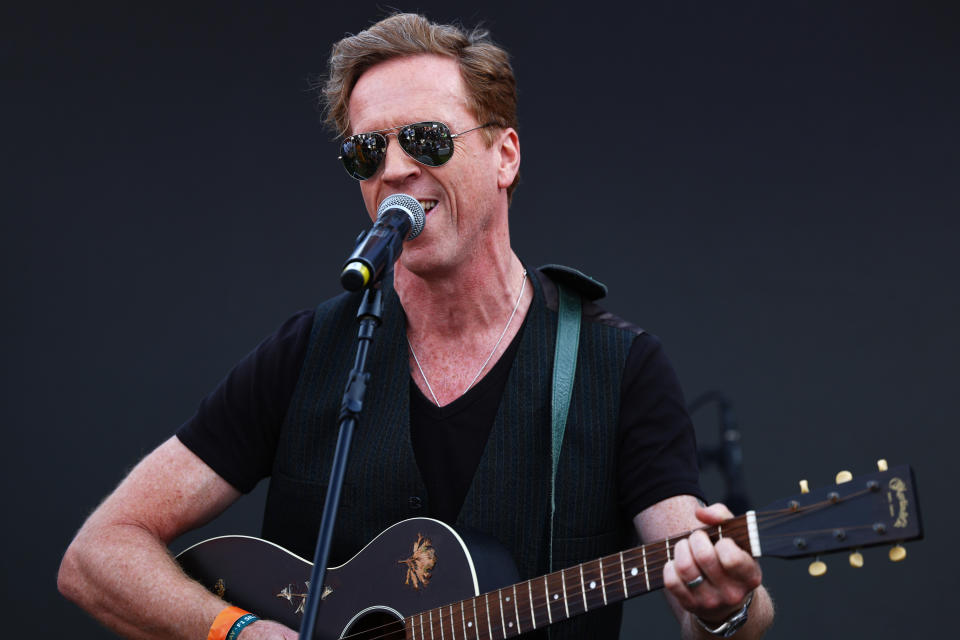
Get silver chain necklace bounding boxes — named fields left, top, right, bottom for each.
left=408, top=269, right=528, bottom=407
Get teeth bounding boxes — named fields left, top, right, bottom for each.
left=418, top=200, right=438, bottom=213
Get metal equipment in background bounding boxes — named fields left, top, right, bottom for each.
left=688, top=391, right=751, bottom=514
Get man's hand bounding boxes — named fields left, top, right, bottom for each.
left=662, top=503, right=762, bottom=625
left=634, top=495, right=772, bottom=639
left=239, top=619, right=299, bottom=639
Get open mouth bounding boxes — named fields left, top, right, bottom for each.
left=418, top=199, right=438, bottom=213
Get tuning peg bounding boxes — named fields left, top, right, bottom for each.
left=835, top=470, right=853, bottom=484
left=848, top=551, right=864, bottom=568
left=877, top=459, right=888, bottom=471
left=799, top=479, right=810, bottom=494
left=889, top=545, right=907, bottom=562
left=808, top=558, right=827, bottom=577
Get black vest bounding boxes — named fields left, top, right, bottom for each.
left=263, top=268, right=640, bottom=638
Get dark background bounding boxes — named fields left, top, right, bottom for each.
left=4, top=1, right=957, bottom=637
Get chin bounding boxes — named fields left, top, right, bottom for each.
left=398, top=248, right=454, bottom=280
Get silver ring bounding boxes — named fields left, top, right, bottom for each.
left=686, top=575, right=705, bottom=589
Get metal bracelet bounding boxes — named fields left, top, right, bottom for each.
left=694, top=590, right=754, bottom=638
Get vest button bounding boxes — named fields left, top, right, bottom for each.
left=408, top=496, right=422, bottom=509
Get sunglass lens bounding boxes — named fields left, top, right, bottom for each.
left=340, top=133, right=386, bottom=180
left=398, top=122, right=454, bottom=167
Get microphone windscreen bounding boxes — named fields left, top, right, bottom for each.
left=377, top=193, right=426, bottom=240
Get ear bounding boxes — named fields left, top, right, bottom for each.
left=496, top=128, right=520, bottom=190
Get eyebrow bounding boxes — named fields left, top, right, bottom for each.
left=350, top=120, right=449, bottom=136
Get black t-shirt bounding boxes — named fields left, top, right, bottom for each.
left=177, top=309, right=702, bottom=525
left=408, top=313, right=527, bottom=524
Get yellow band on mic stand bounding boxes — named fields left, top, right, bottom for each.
left=341, top=262, right=371, bottom=289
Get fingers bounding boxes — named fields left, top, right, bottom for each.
left=694, top=502, right=735, bottom=525
left=664, top=528, right=762, bottom=620
left=715, top=538, right=763, bottom=589
left=689, top=530, right=723, bottom=577
left=665, top=534, right=722, bottom=612
left=671, top=535, right=706, bottom=588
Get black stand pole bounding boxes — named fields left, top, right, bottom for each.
left=298, top=288, right=383, bottom=640
left=689, top=390, right=751, bottom=514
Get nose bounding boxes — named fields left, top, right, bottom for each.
left=380, top=134, right=421, bottom=185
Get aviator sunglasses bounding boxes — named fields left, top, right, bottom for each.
left=338, top=121, right=496, bottom=180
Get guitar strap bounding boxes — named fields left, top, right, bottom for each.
left=549, top=283, right=581, bottom=572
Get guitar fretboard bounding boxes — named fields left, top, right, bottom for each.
left=405, top=515, right=752, bottom=640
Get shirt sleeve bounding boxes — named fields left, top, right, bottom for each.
left=616, top=332, right=704, bottom=520
left=175, top=310, right=314, bottom=493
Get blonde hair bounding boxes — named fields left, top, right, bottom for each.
left=323, top=13, right=520, bottom=199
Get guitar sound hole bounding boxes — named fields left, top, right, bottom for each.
left=341, top=607, right=406, bottom=640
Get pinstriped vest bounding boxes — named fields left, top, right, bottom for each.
left=263, top=268, right=639, bottom=639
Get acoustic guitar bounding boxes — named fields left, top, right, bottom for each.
left=177, top=461, right=921, bottom=639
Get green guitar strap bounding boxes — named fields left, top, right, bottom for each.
left=549, top=283, right=581, bottom=573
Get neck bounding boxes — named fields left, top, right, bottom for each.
left=396, top=246, right=533, bottom=406
left=395, top=252, right=528, bottom=340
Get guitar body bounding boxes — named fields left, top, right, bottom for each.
left=177, top=517, right=518, bottom=639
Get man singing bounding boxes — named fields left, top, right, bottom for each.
left=59, top=13, right=773, bottom=639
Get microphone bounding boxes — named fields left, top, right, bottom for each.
left=340, top=193, right=426, bottom=291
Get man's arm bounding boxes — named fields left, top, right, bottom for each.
left=634, top=495, right=774, bottom=640
left=57, top=436, right=297, bottom=639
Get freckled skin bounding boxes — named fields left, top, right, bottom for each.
left=636, top=497, right=774, bottom=638
left=58, top=437, right=299, bottom=639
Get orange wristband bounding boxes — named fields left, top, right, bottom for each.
left=208, top=606, right=253, bottom=640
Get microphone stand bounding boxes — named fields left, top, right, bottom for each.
left=688, top=390, right=751, bottom=514
left=298, top=287, right=383, bottom=640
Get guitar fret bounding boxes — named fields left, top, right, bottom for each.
left=528, top=580, right=536, bottom=629
left=430, top=610, right=435, bottom=640
left=619, top=551, right=628, bottom=597
left=471, top=598, right=480, bottom=640
left=410, top=616, right=416, bottom=640
left=449, top=605, right=456, bottom=640
left=665, top=539, right=671, bottom=561
left=544, top=576, right=553, bottom=624
left=512, top=585, right=520, bottom=635
left=484, top=593, right=493, bottom=640
left=599, top=557, right=608, bottom=605
left=461, top=601, right=468, bottom=639
left=419, top=612, right=425, bottom=640
left=579, top=564, right=588, bottom=611
left=560, top=569, right=570, bottom=618
left=642, top=546, right=650, bottom=591
left=498, top=589, right=507, bottom=638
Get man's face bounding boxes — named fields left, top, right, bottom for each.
left=347, top=54, right=512, bottom=278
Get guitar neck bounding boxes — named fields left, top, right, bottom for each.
left=405, top=514, right=755, bottom=639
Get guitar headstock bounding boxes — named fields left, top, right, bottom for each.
left=754, top=460, right=922, bottom=567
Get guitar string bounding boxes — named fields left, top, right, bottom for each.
left=345, top=527, right=864, bottom=640
left=336, top=495, right=887, bottom=640
left=343, top=548, right=714, bottom=640
left=341, top=526, right=849, bottom=640
left=346, top=524, right=876, bottom=640
left=336, top=527, right=729, bottom=640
